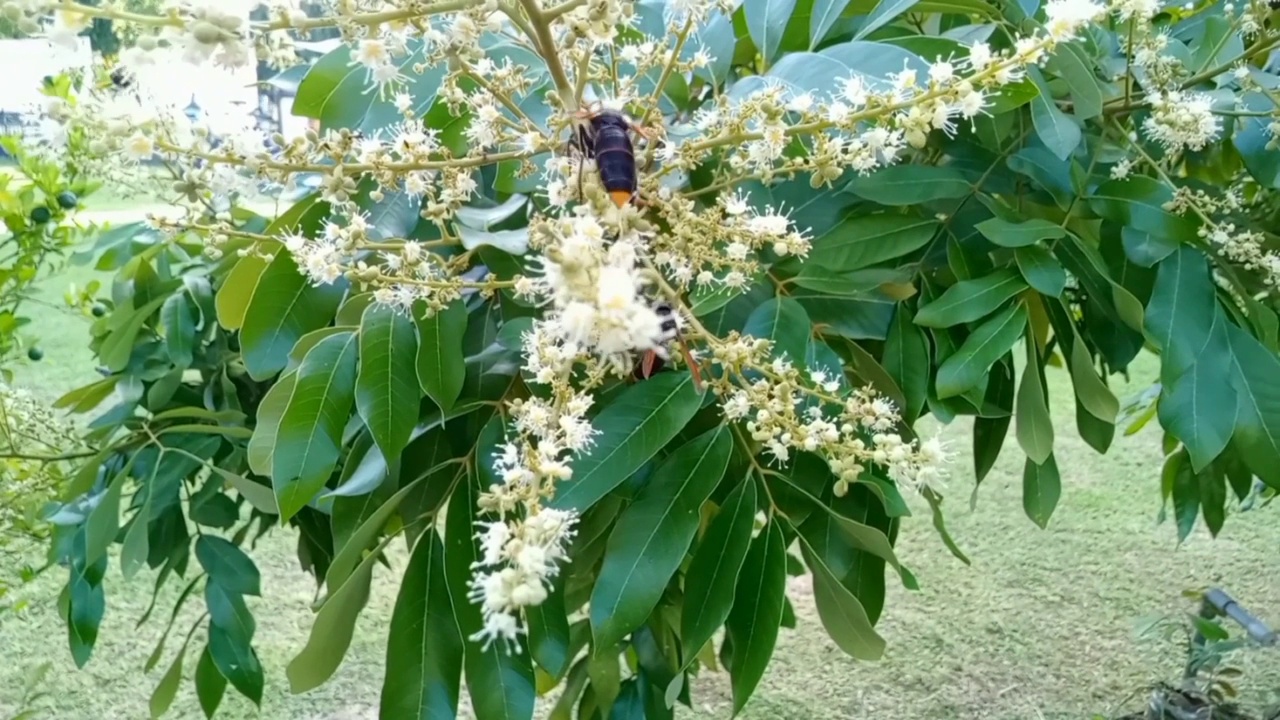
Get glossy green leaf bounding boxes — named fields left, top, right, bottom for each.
left=1068, top=333, right=1119, bottom=422
left=1161, top=356, right=1237, bottom=473
left=724, top=519, right=786, bottom=714
left=1145, top=246, right=1217, bottom=383
left=844, top=165, right=971, bottom=205
left=287, top=537, right=381, bottom=693
left=195, top=536, right=261, bottom=597
left=1028, top=67, right=1081, bottom=160
left=914, top=270, right=1026, bottom=328
left=745, top=0, right=799, bottom=61
left=1015, top=245, right=1067, bottom=297
left=681, top=478, right=757, bottom=663
left=800, top=538, right=886, bottom=660
left=855, top=0, right=920, bottom=39
left=525, top=578, right=571, bottom=680
left=1166, top=449, right=1198, bottom=543
left=549, top=373, right=702, bottom=512
left=809, top=0, right=853, bottom=48
left=743, top=296, right=811, bottom=365
left=1015, top=341, right=1054, bottom=465
left=1199, top=463, right=1227, bottom=538
left=208, top=622, right=264, bottom=706
left=1047, top=42, right=1102, bottom=119
left=247, top=371, right=295, bottom=477
left=380, top=532, right=462, bottom=720
left=591, top=427, right=732, bottom=650
left=804, top=214, right=938, bottom=273
left=975, top=217, right=1065, bottom=248
left=1022, top=454, right=1061, bottom=529
left=215, top=252, right=271, bottom=331
left=883, top=305, right=929, bottom=423
left=923, top=488, right=970, bottom=564
left=195, top=645, right=227, bottom=719
left=84, top=468, right=126, bottom=567
left=416, top=300, right=467, bottom=412
left=100, top=295, right=167, bottom=372
left=272, top=332, right=359, bottom=521
left=1227, top=324, right=1280, bottom=488
left=1089, top=176, right=1200, bottom=245
left=161, top=292, right=195, bottom=367
left=935, top=303, right=1027, bottom=398
left=240, top=252, right=345, bottom=381
left=356, top=304, right=421, bottom=461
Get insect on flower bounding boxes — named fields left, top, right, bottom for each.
left=570, top=104, right=655, bottom=208
left=635, top=300, right=704, bottom=392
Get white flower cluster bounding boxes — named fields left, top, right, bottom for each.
left=468, top=507, right=578, bottom=650
left=1141, top=90, right=1222, bottom=154
left=1200, top=222, right=1280, bottom=287
left=715, top=339, right=952, bottom=495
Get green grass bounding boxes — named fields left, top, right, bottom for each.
left=3, top=230, right=1280, bottom=720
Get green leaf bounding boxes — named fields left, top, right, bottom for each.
left=149, top=638, right=187, bottom=719
left=1022, top=453, right=1061, bottom=529
left=549, top=373, right=702, bottom=512
left=1068, top=332, right=1119, bottom=422
left=1234, top=91, right=1280, bottom=190
left=526, top=578, right=571, bottom=680
left=591, top=427, right=732, bottom=650
left=799, top=537, right=886, bottom=660
left=208, top=623, right=264, bottom=706
left=1089, top=176, right=1200, bottom=245
left=1047, top=42, right=1102, bottom=119
left=247, top=371, right=295, bottom=477
left=883, top=305, right=929, bottom=423
left=161, top=292, right=195, bottom=367
left=380, top=532, right=463, bottom=720
left=1226, top=324, right=1280, bottom=488
left=286, top=537, right=381, bottom=692
left=1015, top=245, right=1067, bottom=297
left=855, top=0, right=919, bottom=39
left=844, top=165, right=971, bottom=205
left=935, top=302, right=1027, bottom=398
left=681, top=478, right=757, bottom=663
left=1145, top=246, right=1217, bottom=382
left=743, top=296, right=811, bottom=364
left=745, top=0, right=799, bottom=61
left=975, top=217, right=1065, bottom=248
left=1166, top=449, right=1198, bottom=543
left=1015, top=341, right=1054, bottom=465
left=272, top=332, right=359, bottom=522
left=195, top=646, right=227, bottom=719
left=195, top=536, right=261, bottom=597
left=240, top=251, right=345, bottom=380
left=809, top=0, right=852, bottom=48
left=416, top=300, right=467, bottom=412
left=914, top=270, right=1026, bottom=328
left=326, top=476, right=427, bottom=593
left=100, top=295, right=167, bottom=372
left=724, top=518, right=786, bottom=714
left=84, top=467, right=126, bottom=567
left=803, top=214, right=938, bottom=272
left=356, top=304, right=421, bottom=461
left=1028, top=67, right=1080, bottom=160
left=923, top=488, right=970, bottom=564
left=1161, top=357, right=1237, bottom=473
left=1199, top=462, right=1227, bottom=537
left=1121, top=226, right=1178, bottom=268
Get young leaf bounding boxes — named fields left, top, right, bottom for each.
left=548, top=373, right=702, bottom=512
left=356, top=304, right=421, bottom=462
left=914, top=270, right=1026, bottom=328
left=416, top=299, right=467, bottom=412
left=935, top=303, right=1027, bottom=398
left=272, top=332, right=359, bottom=521
left=724, top=518, right=786, bottom=714
left=1022, top=454, right=1061, bottom=529
left=680, top=478, right=757, bottom=664
left=591, top=427, right=732, bottom=650
left=380, top=532, right=463, bottom=720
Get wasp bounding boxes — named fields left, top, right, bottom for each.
left=571, top=106, right=654, bottom=208
left=635, top=301, right=704, bottom=392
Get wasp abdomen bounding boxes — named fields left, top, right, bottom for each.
left=588, top=113, right=637, bottom=207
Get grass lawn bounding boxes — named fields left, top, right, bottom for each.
left=2, top=223, right=1280, bottom=720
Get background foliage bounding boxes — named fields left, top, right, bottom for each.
left=18, top=0, right=1280, bottom=718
